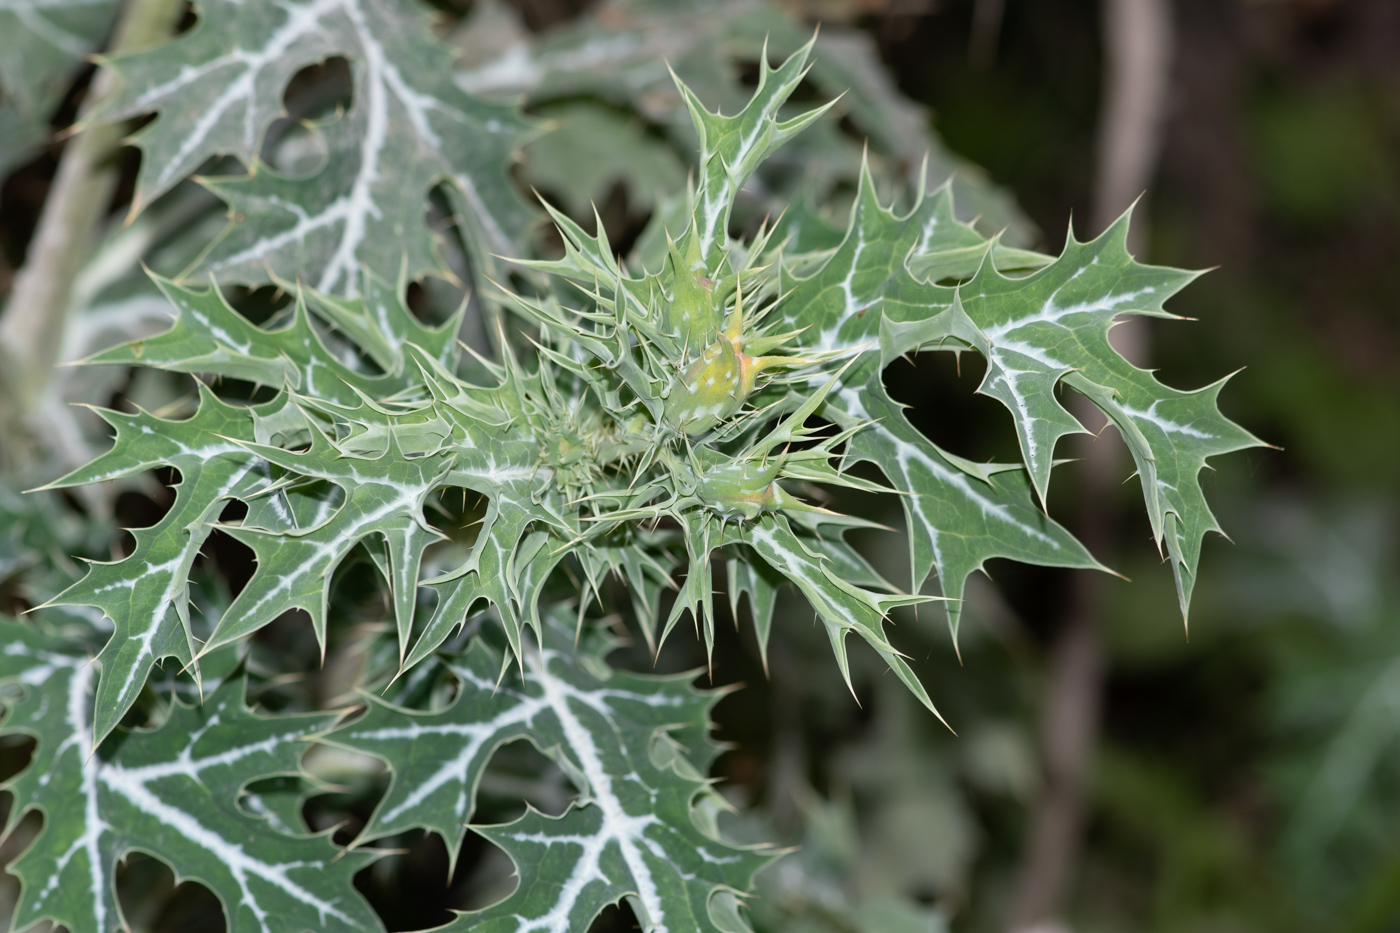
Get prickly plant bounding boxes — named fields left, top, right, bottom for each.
left=0, top=36, right=1262, bottom=933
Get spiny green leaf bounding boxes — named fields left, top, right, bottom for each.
left=833, top=374, right=1103, bottom=646
left=725, top=553, right=781, bottom=673
left=775, top=160, right=1263, bottom=627
left=774, top=161, right=972, bottom=358
left=204, top=426, right=453, bottom=661
left=678, top=35, right=833, bottom=273
left=40, top=384, right=267, bottom=746
left=84, top=272, right=459, bottom=401
left=948, top=214, right=1265, bottom=617
left=332, top=622, right=770, bottom=933
left=0, top=618, right=381, bottom=933
left=411, top=480, right=554, bottom=670
left=51, top=44, right=1261, bottom=781
left=746, top=514, right=939, bottom=722
left=102, top=0, right=535, bottom=294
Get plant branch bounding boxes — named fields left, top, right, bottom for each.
left=1092, top=0, right=1176, bottom=252
left=0, top=0, right=183, bottom=418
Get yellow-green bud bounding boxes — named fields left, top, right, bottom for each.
left=697, top=459, right=783, bottom=521
left=664, top=337, right=757, bottom=435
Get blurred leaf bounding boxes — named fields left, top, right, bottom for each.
left=747, top=788, right=951, bottom=933
left=0, top=0, right=120, bottom=116
left=0, top=97, right=49, bottom=178
left=524, top=102, right=687, bottom=216
left=454, top=0, right=1033, bottom=242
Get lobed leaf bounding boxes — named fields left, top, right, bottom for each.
left=53, top=41, right=1261, bottom=777
left=775, top=160, right=1263, bottom=628
left=0, top=618, right=380, bottom=933
left=331, top=623, right=770, bottom=933
left=40, top=384, right=268, bottom=746
left=102, top=0, right=536, bottom=294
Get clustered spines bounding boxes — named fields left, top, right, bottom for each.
left=491, top=96, right=858, bottom=552
left=65, top=36, right=1007, bottom=735
left=474, top=145, right=892, bottom=668
left=661, top=262, right=817, bottom=438
left=662, top=233, right=721, bottom=346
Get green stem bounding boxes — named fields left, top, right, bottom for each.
left=0, top=0, right=183, bottom=417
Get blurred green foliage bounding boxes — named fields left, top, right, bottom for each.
left=1250, top=82, right=1398, bottom=226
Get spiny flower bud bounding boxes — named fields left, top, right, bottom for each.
left=662, top=266, right=797, bottom=435
left=663, top=335, right=753, bottom=435
left=696, top=459, right=785, bottom=521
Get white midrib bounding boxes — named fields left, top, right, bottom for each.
left=989, top=359, right=1042, bottom=463
left=237, top=477, right=427, bottom=620
left=916, top=214, right=940, bottom=254
left=97, top=767, right=353, bottom=930
left=316, top=0, right=388, bottom=294
left=108, top=462, right=257, bottom=706
left=980, top=284, right=1158, bottom=343
left=454, top=34, right=640, bottom=95
left=134, top=0, right=347, bottom=192
left=115, top=718, right=307, bottom=785
left=830, top=391, right=941, bottom=578
left=839, top=228, right=869, bottom=318
left=190, top=306, right=253, bottom=355
left=109, top=718, right=352, bottom=927
left=17, top=654, right=107, bottom=928
left=361, top=690, right=550, bottom=823
left=354, top=661, right=685, bottom=833
left=134, top=0, right=455, bottom=297
left=838, top=386, right=1059, bottom=552
left=523, top=656, right=667, bottom=933
left=20, top=646, right=356, bottom=931
left=1119, top=399, right=1216, bottom=440
left=749, top=524, right=861, bottom=632
left=76, top=663, right=108, bottom=930
left=696, top=83, right=785, bottom=262
left=888, top=423, right=1057, bottom=547
left=454, top=461, right=538, bottom=486
left=696, top=182, right=727, bottom=267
